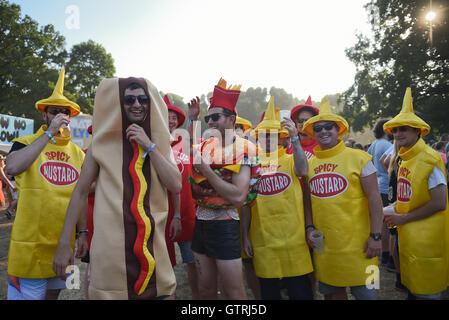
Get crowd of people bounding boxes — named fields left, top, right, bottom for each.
left=3, top=71, right=449, bottom=300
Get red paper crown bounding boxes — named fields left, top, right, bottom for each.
left=164, top=94, right=186, bottom=128
left=209, top=78, right=241, bottom=113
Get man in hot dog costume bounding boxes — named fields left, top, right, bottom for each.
left=53, top=77, right=182, bottom=300
left=383, top=88, right=449, bottom=299
left=187, top=78, right=260, bottom=299
left=6, top=69, right=86, bottom=300
left=164, top=94, right=199, bottom=299
left=241, top=96, right=314, bottom=300
left=302, top=97, right=383, bottom=300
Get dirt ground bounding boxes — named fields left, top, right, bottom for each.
left=1, top=210, right=447, bottom=300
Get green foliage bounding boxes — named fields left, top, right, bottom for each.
left=341, top=0, right=449, bottom=138
left=0, top=0, right=115, bottom=128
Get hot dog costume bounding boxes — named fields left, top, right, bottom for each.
left=8, top=70, right=85, bottom=279
left=302, top=97, right=378, bottom=287
left=189, top=78, right=260, bottom=209
left=248, top=97, right=313, bottom=278
left=88, top=77, right=176, bottom=299
left=383, top=88, right=449, bottom=295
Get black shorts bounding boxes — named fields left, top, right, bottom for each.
left=191, top=219, right=241, bottom=260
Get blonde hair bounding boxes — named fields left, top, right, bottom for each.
left=388, top=140, right=400, bottom=176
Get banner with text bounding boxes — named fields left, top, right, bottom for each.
left=0, top=114, right=34, bottom=145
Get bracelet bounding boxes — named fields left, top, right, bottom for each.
left=44, top=130, right=57, bottom=144
left=142, top=143, right=156, bottom=158
left=291, top=136, right=299, bottom=143
left=173, top=215, right=181, bottom=220
left=305, top=225, right=316, bottom=232
left=78, top=229, right=89, bottom=235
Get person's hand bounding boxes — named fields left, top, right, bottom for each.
left=53, top=242, right=74, bottom=281
left=47, top=114, right=70, bottom=136
left=306, top=230, right=316, bottom=249
left=384, top=212, right=407, bottom=228
left=192, top=147, right=211, bottom=176
left=126, top=124, right=152, bottom=150
left=75, top=234, right=89, bottom=259
left=243, top=236, right=254, bottom=258
left=280, top=118, right=299, bottom=140
left=363, top=237, right=382, bottom=259
left=169, top=218, right=182, bottom=241
left=187, top=96, right=201, bottom=120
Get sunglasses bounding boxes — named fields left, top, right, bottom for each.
left=297, top=118, right=311, bottom=124
left=391, top=126, right=410, bottom=134
left=47, top=108, right=71, bottom=116
left=204, top=113, right=228, bottom=123
left=313, top=123, right=337, bottom=133
left=124, top=95, right=150, bottom=105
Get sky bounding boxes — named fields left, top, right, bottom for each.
left=11, top=0, right=373, bottom=103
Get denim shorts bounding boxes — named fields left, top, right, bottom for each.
left=318, top=281, right=376, bottom=300
left=177, top=241, right=195, bottom=264
left=192, top=219, right=241, bottom=260
left=7, top=276, right=67, bottom=300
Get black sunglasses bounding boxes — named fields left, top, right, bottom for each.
left=297, top=118, right=310, bottom=124
left=47, top=108, right=71, bottom=116
left=313, top=123, right=337, bottom=133
left=391, top=126, right=410, bottom=134
left=124, top=95, right=150, bottom=105
left=204, top=113, right=228, bottom=123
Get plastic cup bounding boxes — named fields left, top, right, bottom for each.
left=60, top=124, right=71, bottom=138
left=383, top=205, right=397, bottom=229
left=311, top=230, right=324, bottom=254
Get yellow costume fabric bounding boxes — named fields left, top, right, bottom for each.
left=8, top=126, right=85, bottom=278
left=396, top=138, right=449, bottom=295
left=249, top=147, right=313, bottom=278
left=308, top=140, right=377, bottom=286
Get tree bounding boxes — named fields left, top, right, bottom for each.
left=65, top=40, right=116, bottom=114
left=0, top=0, right=67, bottom=125
left=341, top=0, right=449, bottom=138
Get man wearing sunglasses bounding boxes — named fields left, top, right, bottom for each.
left=187, top=78, right=259, bottom=300
left=5, top=70, right=86, bottom=300
left=301, top=97, right=383, bottom=300
left=382, top=88, right=449, bottom=300
left=290, top=96, right=319, bottom=160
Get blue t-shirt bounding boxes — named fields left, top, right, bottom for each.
left=367, top=138, right=392, bottom=194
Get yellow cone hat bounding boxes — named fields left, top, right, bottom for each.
left=383, top=87, right=430, bottom=136
left=251, top=96, right=289, bottom=138
left=235, top=116, right=252, bottom=133
left=35, top=69, right=81, bottom=117
left=302, top=97, right=349, bottom=138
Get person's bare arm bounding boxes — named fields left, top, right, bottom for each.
left=360, top=173, right=383, bottom=259
left=281, top=118, right=308, bottom=176
left=302, top=178, right=315, bottom=248
left=5, top=113, right=69, bottom=176
left=126, top=124, right=182, bottom=194
left=241, top=205, right=253, bottom=258
left=168, top=192, right=182, bottom=241
left=53, top=149, right=99, bottom=279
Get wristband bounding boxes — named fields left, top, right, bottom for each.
left=142, top=143, right=156, bottom=158
left=305, top=225, right=316, bottom=232
left=173, top=215, right=181, bottom=220
left=291, top=136, right=299, bottom=143
left=44, top=130, right=57, bottom=144
left=78, top=229, right=89, bottom=235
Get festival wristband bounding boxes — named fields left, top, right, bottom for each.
left=78, top=229, right=89, bottom=236
left=305, top=225, right=316, bottom=232
left=291, top=136, right=300, bottom=143
left=142, top=143, right=156, bottom=158
left=44, top=130, right=57, bottom=144
left=173, top=215, right=181, bottom=220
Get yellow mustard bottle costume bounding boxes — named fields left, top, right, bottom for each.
left=8, top=125, right=85, bottom=278
left=308, top=140, right=377, bottom=287
left=249, top=147, right=313, bottom=278
left=395, top=138, right=449, bottom=295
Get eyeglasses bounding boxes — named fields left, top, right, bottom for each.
left=313, top=123, right=337, bottom=133
left=204, top=113, right=228, bottom=123
left=391, top=126, right=410, bottom=134
left=297, top=118, right=310, bottom=124
left=46, top=108, right=71, bottom=116
left=124, top=95, right=150, bottom=105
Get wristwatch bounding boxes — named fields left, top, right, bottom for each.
left=370, top=233, right=382, bottom=241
